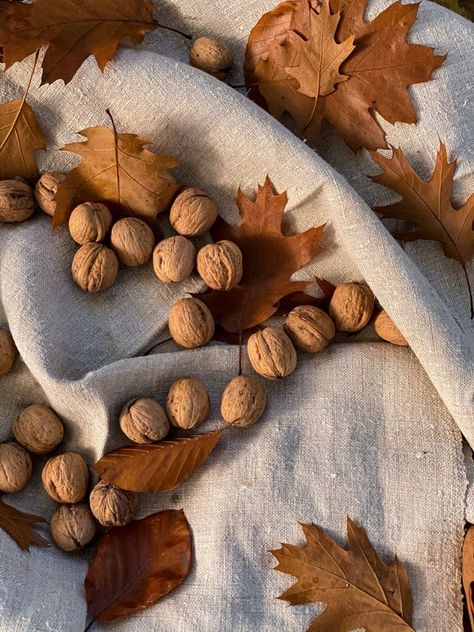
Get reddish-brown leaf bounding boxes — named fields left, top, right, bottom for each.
left=463, top=525, right=474, bottom=632
left=199, top=176, right=326, bottom=334
left=0, top=496, right=49, bottom=551
left=85, top=510, right=192, bottom=624
left=94, top=430, right=222, bottom=493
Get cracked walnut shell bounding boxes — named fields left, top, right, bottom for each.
left=0, top=180, right=35, bottom=223
left=153, top=236, right=196, bottom=283
left=34, top=172, right=65, bottom=217
left=170, top=188, right=218, bottom=237
left=89, top=480, right=139, bottom=527
left=221, top=375, right=267, bottom=427
left=50, top=504, right=96, bottom=552
left=0, top=442, right=32, bottom=493
left=284, top=306, right=335, bottom=353
left=111, top=217, right=155, bottom=267
left=71, top=242, right=119, bottom=293
left=68, top=202, right=113, bottom=245
left=329, top=282, right=375, bottom=332
left=13, top=404, right=64, bottom=454
left=0, top=329, right=17, bottom=378
left=247, top=327, right=297, bottom=380
left=197, top=240, right=243, bottom=291
left=190, top=36, right=233, bottom=78
left=374, top=310, right=408, bottom=347
left=166, top=378, right=210, bottom=429
left=119, top=398, right=170, bottom=444
left=168, top=297, right=215, bottom=348
left=42, top=452, right=89, bottom=503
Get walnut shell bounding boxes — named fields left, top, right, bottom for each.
left=284, top=306, right=335, bottom=353
left=0, top=180, right=34, bottom=223
left=89, top=480, right=139, bottom=527
left=166, top=378, right=210, bottom=429
left=71, top=242, right=119, bottom=293
left=197, top=240, right=243, bottom=291
left=170, top=188, right=218, bottom=237
left=34, top=172, right=65, bottom=217
left=190, top=36, right=233, bottom=78
left=221, top=375, right=267, bottom=428
left=329, top=282, right=375, bottom=332
left=42, top=452, right=89, bottom=503
left=13, top=404, right=64, bottom=454
left=111, top=217, right=155, bottom=267
left=374, top=310, right=409, bottom=347
left=247, top=327, right=297, bottom=380
left=0, top=329, right=17, bottom=378
left=119, top=398, right=170, bottom=444
left=50, top=504, right=96, bottom=552
left=0, top=442, right=32, bottom=493
left=68, top=202, right=113, bottom=245
left=168, top=298, right=215, bottom=349
left=153, top=236, right=196, bottom=283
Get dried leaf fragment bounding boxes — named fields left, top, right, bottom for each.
left=463, top=525, right=474, bottom=631
left=0, top=496, right=48, bottom=551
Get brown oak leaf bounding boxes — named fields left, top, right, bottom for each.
left=463, top=525, right=474, bottom=632
left=0, top=0, right=158, bottom=85
left=199, top=176, right=326, bottom=334
left=85, top=510, right=192, bottom=625
left=0, top=496, right=49, bottom=551
left=272, top=517, right=414, bottom=632
left=94, top=430, right=222, bottom=493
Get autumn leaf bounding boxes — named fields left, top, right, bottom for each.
left=84, top=510, right=192, bottom=626
left=463, top=525, right=474, bottom=631
left=199, top=176, right=326, bottom=334
left=94, top=430, right=222, bottom=493
left=272, top=517, right=414, bottom=632
left=0, top=496, right=49, bottom=551
left=0, top=0, right=158, bottom=85
left=371, top=142, right=474, bottom=316
left=53, top=115, right=180, bottom=228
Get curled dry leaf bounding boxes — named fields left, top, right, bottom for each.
left=463, top=525, right=474, bottom=631
left=0, top=496, right=49, bottom=551
left=84, top=509, right=192, bottom=625
left=94, top=430, right=222, bottom=493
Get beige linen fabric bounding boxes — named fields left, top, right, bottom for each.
left=0, top=1, right=472, bottom=631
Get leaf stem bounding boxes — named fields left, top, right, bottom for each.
left=238, top=330, right=243, bottom=376
left=106, top=108, right=121, bottom=208
left=461, top=261, right=474, bottom=319
left=158, top=23, right=192, bottom=40
left=83, top=618, right=96, bottom=632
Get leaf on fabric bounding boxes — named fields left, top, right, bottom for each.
left=85, top=510, right=192, bottom=624
left=94, top=430, right=222, bottom=493
left=272, top=517, right=414, bottom=631
left=0, top=496, right=49, bottom=551
left=463, top=525, right=474, bottom=632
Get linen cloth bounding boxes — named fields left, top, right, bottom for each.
left=0, top=1, right=472, bottom=631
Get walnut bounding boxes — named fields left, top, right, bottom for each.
left=247, top=327, right=297, bottom=380
left=197, top=240, right=243, bottom=291
left=0, top=442, right=32, bottom=493
left=41, top=452, right=89, bottom=503
left=89, top=480, right=139, bottom=527
left=50, top=504, right=96, bottom=552
left=0, top=180, right=34, bottom=223
left=119, top=398, right=170, bottom=444
left=170, top=188, right=218, bottom=237
left=0, top=329, right=17, bottom=378
left=221, top=375, right=267, bottom=427
left=166, top=378, right=210, bottom=429
left=329, top=282, right=375, bottom=332
left=190, top=36, right=233, bottom=79
left=71, top=242, right=119, bottom=293
left=168, top=297, right=215, bottom=348
left=284, top=305, right=335, bottom=353
left=374, top=310, right=408, bottom=347
left=13, top=404, right=64, bottom=454
left=34, top=172, right=65, bottom=217
left=111, top=217, right=155, bottom=267
left=68, top=202, right=113, bottom=245
left=153, top=236, right=196, bottom=283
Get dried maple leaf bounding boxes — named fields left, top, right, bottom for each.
left=463, top=525, right=474, bottom=631
left=94, top=430, right=222, bottom=493
left=0, top=496, right=49, bottom=551
left=371, top=143, right=474, bottom=316
left=0, top=0, right=158, bottom=85
left=199, top=176, right=326, bottom=334
left=84, top=510, right=192, bottom=626
left=272, top=517, right=414, bottom=632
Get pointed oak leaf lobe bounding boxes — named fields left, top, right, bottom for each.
left=0, top=496, right=49, bottom=551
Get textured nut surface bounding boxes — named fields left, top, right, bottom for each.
left=374, top=310, right=409, bottom=347
left=153, top=236, right=196, bottom=283
left=111, top=218, right=155, bottom=267
left=247, top=327, right=297, bottom=380
left=168, top=298, right=215, bottom=349
left=34, top=172, right=65, bottom=216
left=119, top=398, right=170, bottom=444
left=71, top=242, right=119, bottom=293
left=13, top=404, right=64, bottom=454
left=0, top=442, right=32, bottom=493
left=0, top=329, right=17, bottom=378
left=0, top=180, right=34, bottom=223
left=221, top=375, right=267, bottom=427
left=90, top=480, right=139, bottom=527
left=329, top=282, right=375, bottom=332
left=69, top=202, right=113, bottom=245
left=284, top=306, right=335, bottom=353
left=197, top=240, right=243, bottom=291
left=190, top=36, right=233, bottom=77
left=42, top=452, right=89, bottom=503
left=170, top=188, right=218, bottom=237
left=166, top=378, right=210, bottom=429
left=50, top=504, right=96, bottom=552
